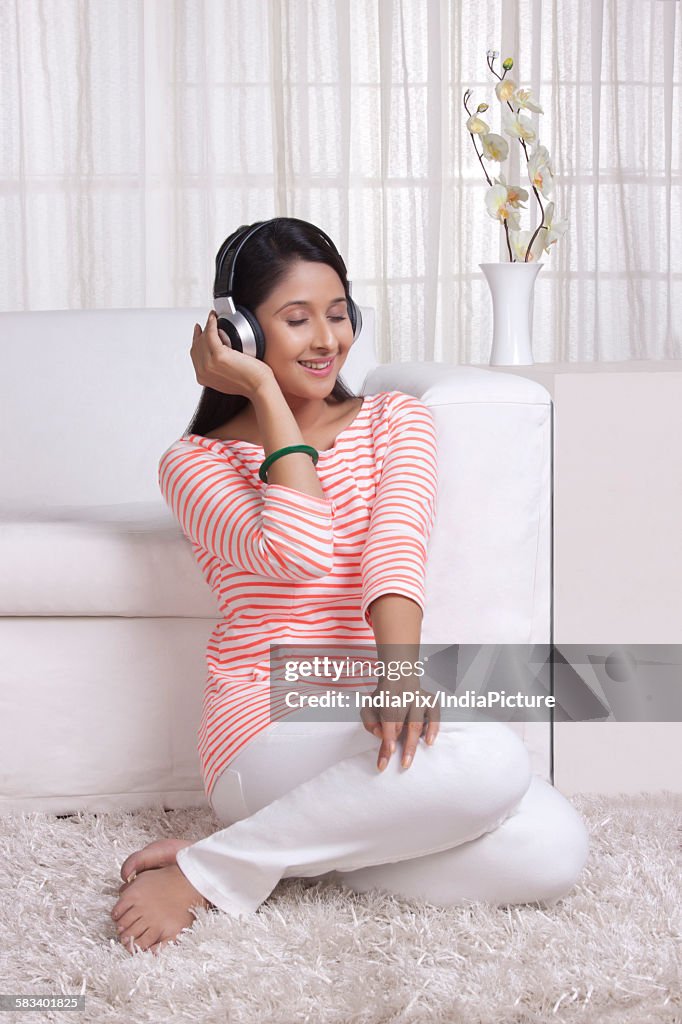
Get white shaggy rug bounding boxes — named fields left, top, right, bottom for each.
left=1, top=791, right=680, bottom=1024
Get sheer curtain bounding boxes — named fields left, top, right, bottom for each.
left=2, top=0, right=680, bottom=362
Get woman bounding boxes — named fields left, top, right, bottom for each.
left=110, top=217, right=589, bottom=956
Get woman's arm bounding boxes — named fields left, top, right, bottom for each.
left=158, top=439, right=335, bottom=581
left=359, top=394, right=438, bottom=629
left=357, top=394, right=440, bottom=769
left=249, top=375, right=327, bottom=500
left=369, top=593, right=422, bottom=647
left=160, top=312, right=335, bottom=580
left=366, top=593, right=440, bottom=770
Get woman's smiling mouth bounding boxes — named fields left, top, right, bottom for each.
left=297, top=358, right=335, bottom=376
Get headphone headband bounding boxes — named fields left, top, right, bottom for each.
left=215, top=217, right=350, bottom=299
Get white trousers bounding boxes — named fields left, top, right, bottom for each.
left=176, top=720, right=590, bottom=918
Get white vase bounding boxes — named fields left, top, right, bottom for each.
left=480, top=261, right=543, bottom=366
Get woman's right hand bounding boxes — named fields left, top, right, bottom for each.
left=190, top=310, right=274, bottom=400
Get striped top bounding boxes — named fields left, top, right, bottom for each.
left=158, top=390, right=438, bottom=800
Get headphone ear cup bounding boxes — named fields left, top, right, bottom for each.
left=236, top=305, right=267, bottom=360
left=348, top=298, right=363, bottom=342
left=215, top=303, right=266, bottom=360
left=217, top=317, right=244, bottom=352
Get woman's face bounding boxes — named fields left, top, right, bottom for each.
left=254, top=260, right=355, bottom=402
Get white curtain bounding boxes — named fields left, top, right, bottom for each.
left=2, top=0, right=680, bottom=362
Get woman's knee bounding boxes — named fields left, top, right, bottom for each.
left=540, top=809, right=590, bottom=903
left=434, top=722, right=533, bottom=831
left=509, top=780, right=591, bottom=905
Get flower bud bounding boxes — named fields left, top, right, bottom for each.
left=503, top=57, right=514, bottom=70
left=477, top=103, right=489, bottom=112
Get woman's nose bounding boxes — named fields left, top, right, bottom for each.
left=313, top=317, right=337, bottom=348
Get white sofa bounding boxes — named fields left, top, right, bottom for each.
left=0, top=307, right=552, bottom=814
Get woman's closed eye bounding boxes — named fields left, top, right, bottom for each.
left=287, top=316, right=347, bottom=327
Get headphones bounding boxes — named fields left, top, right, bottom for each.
left=213, top=217, right=363, bottom=360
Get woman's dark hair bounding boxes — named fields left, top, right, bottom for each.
left=184, top=218, right=358, bottom=437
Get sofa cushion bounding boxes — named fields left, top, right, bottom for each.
left=0, top=503, right=218, bottom=617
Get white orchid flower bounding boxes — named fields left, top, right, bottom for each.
left=510, top=203, right=567, bottom=261
left=481, top=133, right=509, bottom=162
left=462, top=52, right=567, bottom=259
left=509, top=229, right=545, bottom=262
left=485, top=184, right=522, bottom=231
left=495, top=79, right=516, bottom=103
left=467, top=114, right=490, bottom=135
left=513, top=87, right=544, bottom=114
left=527, top=144, right=554, bottom=198
left=501, top=105, right=536, bottom=143
left=542, top=202, right=569, bottom=249
left=495, top=172, right=529, bottom=208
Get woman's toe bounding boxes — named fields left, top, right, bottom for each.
left=119, top=839, right=193, bottom=883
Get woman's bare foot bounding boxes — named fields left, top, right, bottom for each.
left=119, top=838, right=194, bottom=890
left=111, top=863, right=213, bottom=955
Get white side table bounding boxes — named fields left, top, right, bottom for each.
left=472, top=360, right=682, bottom=794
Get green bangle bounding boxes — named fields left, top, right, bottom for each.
left=259, top=444, right=319, bottom=483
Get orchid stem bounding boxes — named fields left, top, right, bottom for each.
left=519, top=137, right=545, bottom=261
left=503, top=220, right=513, bottom=262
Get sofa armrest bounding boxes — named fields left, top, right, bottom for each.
left=362, top=360, right=551, bottom=407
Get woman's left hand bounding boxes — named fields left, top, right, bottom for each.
left=359, top=679, right=440, bottom=770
